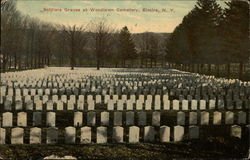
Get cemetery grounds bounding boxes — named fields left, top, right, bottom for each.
left=0, top=67, right=249, bottom=159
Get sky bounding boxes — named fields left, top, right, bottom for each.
left=16, top=0, right=229, bottom=33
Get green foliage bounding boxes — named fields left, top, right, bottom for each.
left=221, top=0, right=249, bottom=63
left=119, top=26, right=137, bottom=61
left=165, top=0, right=249, bottom=65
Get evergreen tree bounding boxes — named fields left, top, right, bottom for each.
left=221, top=0, right=249, bottom=80
left=119, top=26, right=137, bottom=67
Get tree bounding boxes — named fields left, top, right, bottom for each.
left=165, top=0, right=223, bottom=73
left=89, top=18, right=114, bottom=70
left=119, top=26, right=137, bottom=67
left=221, top=0, right=249, bottom=80
left=148, top=35, right=159, bottom=68
left=62, top=25, right=87, bottom=70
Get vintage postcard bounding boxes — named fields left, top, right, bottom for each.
left=0, top=0, right=249, bottom=159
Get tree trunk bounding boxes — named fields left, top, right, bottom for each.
left=227, top=63, right=231, bottom=79
left=14, top=53, right=17, bottom=69
left=208, top=64, right=211, bottom=75
left=197, top=64, right=199, bottom=73
left=161, top=59, right=164, bottom=68
left=239, top=62, right=243, bottom=80
left=9, top=57, right=12, bottom=70
left=216, top=64, right=220, bottom=77
left=96, top=53, right=100, bottom=70
left=192, top=64, right=194, bottom=72
left=200, top=64, right=204, bottom=73
left=150, top=57, right=153, bottom=68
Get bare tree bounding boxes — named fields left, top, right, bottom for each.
left=61, top=25, right=87, bottom=70
left=89, top=18, right=115, bottom=70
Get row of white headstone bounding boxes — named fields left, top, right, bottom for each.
left=2, top=98, right=247, bottom=111
left=0, top=125, right=245, bottom=144
left=1, top=111, right=248, bottom=127
left=1, top=87, right=249, bottom=100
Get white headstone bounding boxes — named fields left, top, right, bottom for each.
left=101, top=112, right=109, bottom=126
left=225, top=111, right=234, bottom=124
left=182, top=100, right=188, bottom=110
left=147, top=95, right=153, bottom=102
left=77, top=101, right=84, bottom=110
left=74, top=112, right=83, bottom=127
left=30, top=127, right=41, bottom=144
left=2, top=112, right=13, bottom=127
left=81, top=127, right=91, bottom=143
left=37, top=89, right=43, bottom=96
left=87, top=112, right=96, bottom=126
left=46, top=112, right=56, bottom=127
left=191, top=100, right=197, bottom=110
left=129, top=126, right=140, bottom=143
left=145, top=100, right=152, bottom=110
left=117, top=100, right=124, bottom=111
left=230, top=125, right=241, bottom=138
left=11, top=127, right=24, bottom=144
left=126, top=100, right=133, bottom=110
left=78, top=95, right=85, bottom=103
left=107, top=100, right=114, bottom=110
left=173, top=100, right=179, bottom=110
left=15, top=100, right=22, bottom=110
left=144, top=126, right=155, bottom=142
left=200, top=112, right=209, bottom=125
left=136, top=100, right=143, bottom=110
left=113, top=126, right=124, bottom=143
left=0, top=128, right=6, bottom=144
left=209, top=100, right=215, bottom=109
left=218, top=99, right=224, bottom=109
left=42, top=95, right=49, bottom=104
left=104, top=95, right=110, bottom=104
left=87, top=100, right=95, bottom=110
left=61, top=95, right=68, bottom=103
left=213, top=111, right=222, bottom=125
left=65, top=126, right=76, bottom=144
left=52, top=95, right=58, bottom=102
left=91, top=94, right=99, bottom=103
left=35, top=100, right=43, bottom=110
left=26, top=100, right=33, bottom=110
left=174, top=125, right=184, bottom=142
left=152, top=111, right=160, bottom=126
left=67, top=101, right=75, bottom=110
left=96, top=126, right=107, bottom=143
left=45, top=88, right=50, bottom=95
left=69, top=95, right=76, bottom=104
left=154, top=98, right=161, bottom=110
left=177, top=111, right=185, bottom=125
left=199, top=100, right=206, bottom=110
left=160, top=126, right=170, bottom=142
left=17, top=112, right=27, bottom=127
left=163, top=100, right=170, bottom=110
left=130, top=95, right=136, bottom=103
left=189, top=112, right=197, bottom=125
left=46, top=101, right=54, bottom=110
left=57, top=101, right=64, bottom=110
left=113, top=95, right=119, bottom=102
